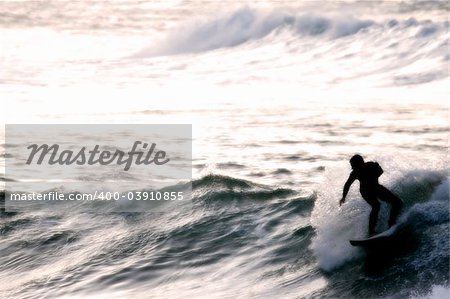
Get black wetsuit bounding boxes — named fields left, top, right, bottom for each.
left=345, top=162, right=403, bottom=235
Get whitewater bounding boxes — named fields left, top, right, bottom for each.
left=1, top=1, right=449, bottom=298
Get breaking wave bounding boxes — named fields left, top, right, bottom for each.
left=310, top=168, right=449, bottom=271
left=136, top=7, right=448, bottom=56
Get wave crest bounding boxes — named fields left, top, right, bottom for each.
left=136, top=8, right=376, bottom=56
left=192, top=174, right=297, bottom=202
left=310, top=168, right=449, bottom=272
left=135, top=7, right=447, bottom=57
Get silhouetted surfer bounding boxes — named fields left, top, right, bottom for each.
left=340, top=154, right=403, bottom=236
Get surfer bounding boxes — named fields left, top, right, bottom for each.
left=339, top=154, right=403, bottom=236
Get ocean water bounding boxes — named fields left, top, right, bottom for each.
left=1, top=1, right=449, bottom=298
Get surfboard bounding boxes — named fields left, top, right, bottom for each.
left=349, top=226, right=397, bottom=247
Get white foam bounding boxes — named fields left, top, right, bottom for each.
left=136, top=7, right=448, bottom=57
left=309, top=163, right=368, bottom=271
left=398, top=177, right=449, bottom=228
left=410, top=285, right=450, bottom=299
left=310, top=160, right=448, bottom=271
left=137, top=8, right=378, bottom=56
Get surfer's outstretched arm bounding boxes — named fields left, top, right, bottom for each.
left=340, top=172, right=356, bottom=206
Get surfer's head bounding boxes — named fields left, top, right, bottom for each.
left=350, top=154, right=364, bottom=170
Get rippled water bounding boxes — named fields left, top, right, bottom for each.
left=1, top=1, right=449, bottom=298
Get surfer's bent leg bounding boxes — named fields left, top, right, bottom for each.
left=377, top=185, right=403, bottom=227
left=362, top=194, right=380, bottom=236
